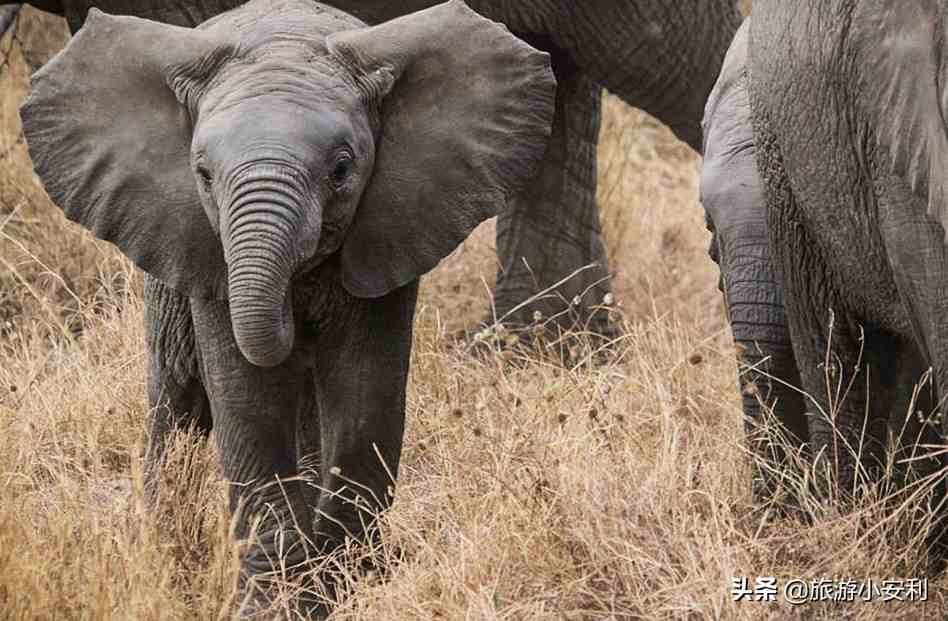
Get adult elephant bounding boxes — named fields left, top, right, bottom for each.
left=20, top=0, right=555, bottom=614
left=4, top=0, right=744, bottom=338
left=742, top=0, right=947, bottom=516
left=702, top=17, right=937, bottom=510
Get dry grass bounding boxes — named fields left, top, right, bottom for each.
left=1, top=6, right=945, bottom=620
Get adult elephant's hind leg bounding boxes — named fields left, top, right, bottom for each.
left=143, top=275, right=212, bottom=503
left=874, top=175, right=948, bottom=566
left=773, top=246, right=878, bottom=501
left=493, top=51, right=614, bottom=340
left=756, top=117, right=872, bottom=503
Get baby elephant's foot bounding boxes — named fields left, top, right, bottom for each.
left=233, top=577, right=330, bottom=621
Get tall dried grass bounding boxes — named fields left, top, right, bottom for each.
left=0, top=5, right=944, bottom=620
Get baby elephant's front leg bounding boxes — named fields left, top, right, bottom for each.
left=189, top=297, right=316, bottom=608
left=306, top=281, right=418, bottom=558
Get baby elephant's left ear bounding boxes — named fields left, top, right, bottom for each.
left=329, top=0, right=555, bottom=298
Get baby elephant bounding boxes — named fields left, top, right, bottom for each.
left=21, top=0, right=554, bottom=613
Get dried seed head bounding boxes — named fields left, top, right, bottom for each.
left=533, top=310, right=543, bottom=322
left=572, top=295, right=582, bottom=306
left=329, top=466, right=342, bottom=476
left=603, top=293, right=615, bottom=306
left=742, top=382, right=759, bottom=398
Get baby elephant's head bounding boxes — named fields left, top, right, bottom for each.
left=21, top=0, right=555, bottom=367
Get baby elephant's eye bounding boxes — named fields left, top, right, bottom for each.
left=330, top=153, right=354, bottom=189
left=196, top=165, right=213, bottom=190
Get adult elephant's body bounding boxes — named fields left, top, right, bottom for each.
left=746, top=1, right=946, bottom=504
left=8, top=0, right=743, bottom=334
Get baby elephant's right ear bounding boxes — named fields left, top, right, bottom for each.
left=20, top=9, right=234, bottom=300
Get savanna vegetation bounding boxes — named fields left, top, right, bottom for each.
left=1, top=3, right=944, bottom=619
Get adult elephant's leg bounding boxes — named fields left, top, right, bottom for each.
left=489, top=0, right=742, bottom=337
left=755, top=113, right=872, bottom=501
left=189, top=296, right=315, bottom=608
left=493, top=53, right=613, bottom=337
left=142, top=275, right=212, bottom=503
left=307, top=281, right=418, bottom=558
left=874, top=174, right=948, bottom=565
left=865, top=338, right=938, bottom=486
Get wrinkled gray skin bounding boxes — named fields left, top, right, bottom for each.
left=700, top=19, right=809, bottom=503
left=6, top=0, right=743, bottom=339
left=20, top=0, right=554, bottom=614
left=745, top=0, right=947, bottom=526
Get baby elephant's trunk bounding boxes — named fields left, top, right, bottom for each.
left=221, top=172, right=316, bottom=368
